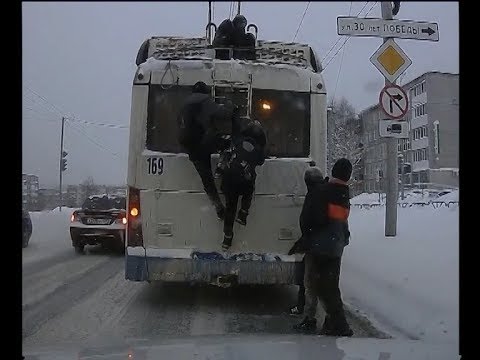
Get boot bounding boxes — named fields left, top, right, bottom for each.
left=288, top=305, right=304, bottom=316
left=236, top=209, right=248, bottom=226
left=293, top=317, right=317, bottom=334
left=320, top=315, right=353, bottom=337
left=222, top=233, right=233, bottom=250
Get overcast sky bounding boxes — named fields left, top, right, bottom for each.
left=22, top=1, right=458, bottom=187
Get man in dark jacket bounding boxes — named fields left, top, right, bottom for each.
left=293, top=158, right=353, bottom=337
left=178, top=81, right=232, bottom=220
left=220, top=118, right=266, bottom=250
left=288, top=166, right=328, bottom=316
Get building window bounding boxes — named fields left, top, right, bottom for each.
left=414, top=104, right=426, bottom=118
left=411, top=81, right=426, bottom=97
left=434, top=120, right=440, bottom=154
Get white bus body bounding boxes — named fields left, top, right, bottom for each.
left=126, top=37, right=327, bottom=285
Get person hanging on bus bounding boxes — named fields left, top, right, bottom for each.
left=220, top=118, right=266, bottom=250
left=287, top=166, right=328, bottom=316
left=292, top=158, right=353, bottom=337
left=178, top=81, right=232, bottom=220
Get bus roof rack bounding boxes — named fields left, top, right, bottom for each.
left=145, top=36, right=317, bottom=71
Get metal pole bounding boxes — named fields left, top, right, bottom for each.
left=400, top=153, right=405, bottom=200
left=59, top=116, right=65, bottom=212
left=208, top=1, right=212, bottom=42
left=382, top=1, right=398, bottom=236
left=237, top=1, right=241, bottom=15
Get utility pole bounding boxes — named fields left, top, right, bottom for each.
left=382, top=1, right=398, bottom=236
left=400, top=152, right=405, bottom=200
left=208, top=1, right=212, bottom=41
left=59, top=116, right=65, bottom=212
left=237, top=1, right=241, bottom=15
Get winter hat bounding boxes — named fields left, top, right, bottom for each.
left=192, top=81, right=209, bottom=94
left=304, top=167, right=324, bottom=186
left=332, top=158, right=353, bottom=182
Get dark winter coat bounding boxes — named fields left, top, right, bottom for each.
left=220, top=120, right=266, bottom=195
left=178, top=93, right=232, bottom=159
left=289, top=180, right=351, bottom=257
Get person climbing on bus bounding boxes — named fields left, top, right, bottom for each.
left=178, top=81, right=232, bottom=220
left=220, top=118, right=266, bottom=250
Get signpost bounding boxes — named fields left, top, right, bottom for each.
left=336, top=2, right=440, bottom=237
left=379, top=84, right=409, bottom=119
left=379, top=119, right=410, bottom=138
left=337, top=17, right=439, bottom=41
left=370, top=39, right=412, bottom=83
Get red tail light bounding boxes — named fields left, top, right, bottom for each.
left=127, top=186, right=143, bottom=247
left=71, top=211, right=80, bottom=222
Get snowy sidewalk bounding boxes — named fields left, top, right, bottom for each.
left=341, top=205, right=458, bottom=348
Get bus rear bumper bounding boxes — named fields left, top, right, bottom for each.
left=125, top=247, right=304, bottom=285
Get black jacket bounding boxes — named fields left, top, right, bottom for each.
left=178, top=94, right=232, bottom=156
left=290, top=180, right=351, bottom=257
left=221, top=121, right=266, bottom=194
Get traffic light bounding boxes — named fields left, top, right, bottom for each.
left=61, top=151, right=68, bottom=172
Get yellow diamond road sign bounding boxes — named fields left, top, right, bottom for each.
left=370, top=39, right=412, bottom=82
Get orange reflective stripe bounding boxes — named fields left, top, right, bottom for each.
left=328, top=203, right=350, bottom=221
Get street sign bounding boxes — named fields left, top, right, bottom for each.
left=370, top=39, right=412, bottom=83
left=379, top=84, right=409, bottom=119
left=337, top=17, right=439, bottom=42
left=379, top=119, right=410, bottom=138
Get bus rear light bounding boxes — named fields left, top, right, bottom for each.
left=127, top=186, right=144, bottom=247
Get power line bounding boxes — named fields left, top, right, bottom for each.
left=322, top=2, right=377, bottom=73
left=23, top=108, right=61, bottom=124
left=24, top=85, right=65, bottom=116
left=67, top=117, right=129, bottom=129
left=331, top=1, right=353, bottom=107
left=66, top=119, right=121, bottom=159
left=293, top=1, right=311, bottom=42
left=23, top=93, right=62, bottom=118
left=364, top=1, right=378, bottom=17
left=24, top=87, right=128, bottom=130
left=321, top=2, right=369, bottom=64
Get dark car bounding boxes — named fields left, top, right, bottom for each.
left=22, top=209, right=33, bottom=248
left=70, top=195, right=127, bottom=254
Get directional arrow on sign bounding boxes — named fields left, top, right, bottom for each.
left=337, top=17, right=439, bottom=42
left=421, top=27, right=436, bottom=36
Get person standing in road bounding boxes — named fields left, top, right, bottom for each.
left=287, top=166, right=328, bottom=316
left=293, top=158, right=354, bottom=337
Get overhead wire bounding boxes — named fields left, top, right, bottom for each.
left=322, top=1, right=378, bottom=73
left=321, top=1, right=370, bottom=64
left=292, top=1, right=311, bottom=42
left=331, top=1, right=353, bottom=107
left=66, top=119, right=121, bottom=159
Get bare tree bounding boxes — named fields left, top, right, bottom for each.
left=327, top=97, right=364, bottom=194
left=79, top=176, right=97, bottom=204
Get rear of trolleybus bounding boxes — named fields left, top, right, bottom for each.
left=125, top=33, right=327, bottom=286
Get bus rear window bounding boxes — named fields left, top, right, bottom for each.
left=146, top=85, right=193, bottom=153
left=252, top=89, right=310, bottom=158
left=146, top=85, right=310, bottom=158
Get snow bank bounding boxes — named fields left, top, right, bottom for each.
left=350, top=193, right=384, bottom=205
left=436, top=190, right=459, bottom=203
left=341, top=206, right=458, bottom=348
left=23, top=208, right=79, bottom=265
